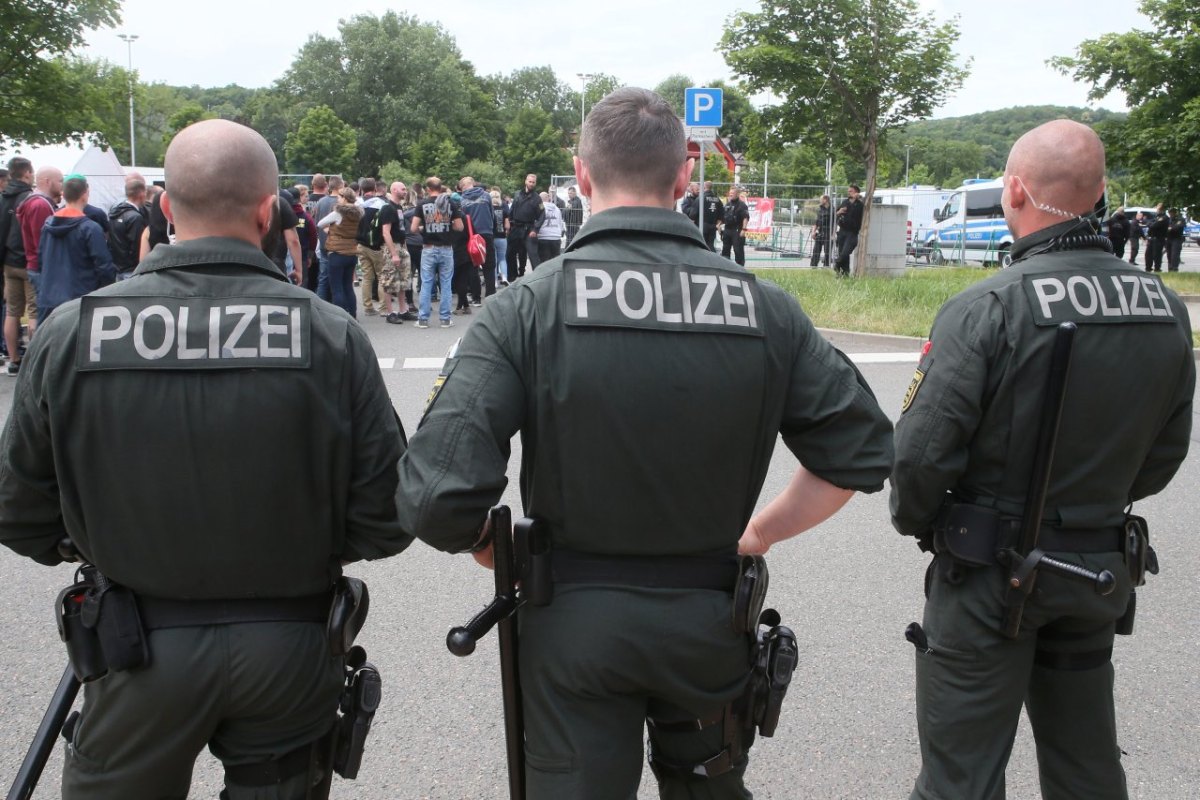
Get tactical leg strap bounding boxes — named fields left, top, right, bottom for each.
left=646, top=704, right=748, bottom=781
left=221, top=731, right=333, bottom=800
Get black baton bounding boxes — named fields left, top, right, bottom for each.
left=7, top=665, right=80, bottom=800
left=1002, top=322, right=1115, bottom=638
left=447, top=506, right=525, bottom=800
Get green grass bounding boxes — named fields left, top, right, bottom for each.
left=752, top=267, right=989, bottom=338
left=754, top=267, right=1200, bottom=347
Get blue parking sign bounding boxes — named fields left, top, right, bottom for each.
left=684, top=87, right=723, bottom=128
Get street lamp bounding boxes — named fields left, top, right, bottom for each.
left=577, top=73, right=596, bottom=131
left=904, top=144, right=912, bottom=187
left=117, top=33, right=139, bottom=167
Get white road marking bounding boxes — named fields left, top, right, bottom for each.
left=379, top=352, right=920, bottom=370
left=847, top=352, right=921, bottom=364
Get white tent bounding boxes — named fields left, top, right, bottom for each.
left=1, top=140, right=128, bottom=211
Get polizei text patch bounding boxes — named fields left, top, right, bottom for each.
left=76, top=296, right=313, bottom=370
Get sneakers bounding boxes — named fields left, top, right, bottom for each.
left=385, top=313, right=403, bottom=325
left=440, top=319, right=454, bottom=328
left=363, top=308, right=378, bottom=316
left=398, top=310, right=419, bottom=321
left=6, top=360, right=19, bottom=376
left=415, top=319, right=429, bottom=329
left=453, top=307, right=472, bottom=316
left=470, top=300, right=482, bottom=307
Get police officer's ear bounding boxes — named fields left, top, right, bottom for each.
left=673, top=158, right=696, bottom=202
left=1004, top=174, right=1027, bottom=212
left=160, top=191, right=173, bottom=225
left=253, top=193, right=277, bottom=237
left=573, top=156, right=592, bottom=200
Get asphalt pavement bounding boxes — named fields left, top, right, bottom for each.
left=0, top=269, right=1196, bottom=799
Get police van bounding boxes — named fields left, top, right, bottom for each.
left=924, top=178, right=1013, bottom=267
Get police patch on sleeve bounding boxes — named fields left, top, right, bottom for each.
left=562, top=260, right=764, bottom=337
left=901, top=360, right=929, bottom=414
left=76, top=296, right=312, bottom=370
left=422, top=338, right=461, bottom=418
left=1023, top=271, right=1176, bottom=326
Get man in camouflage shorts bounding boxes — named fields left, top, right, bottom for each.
left=380, top=181, right=417, bottom=323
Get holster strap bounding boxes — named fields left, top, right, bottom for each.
left=223, top=738, right=318, bottom=787
left=138, top=592, right=331, bottom=630
left=551, top=551, right=738, bottom=591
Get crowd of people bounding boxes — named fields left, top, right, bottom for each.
left=0, top=160, right=592, bottom=349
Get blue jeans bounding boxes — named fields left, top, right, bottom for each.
left=493, top=237, right=508, bottom=283
left=316, top=250, right=332, bottom=302
left=419, top=246, right=454, bottom=322
left=326, top=252, right=358, bottom=318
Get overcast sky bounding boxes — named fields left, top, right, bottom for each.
left=83, top=0, right=1143, bottom=119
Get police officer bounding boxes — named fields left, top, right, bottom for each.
left=506, top=173, right=544, bottom=280
left=1164, top=207, right=1185, bottom=272
left=720, top=186, right=751, bottom=266
left=1144, top=202, right=1168, bottom=272
left=681, top=181, right=700, bottom=226
left=1105, top=205, right=1128, bottom=260
left=701, top=180, right=724, bottom=251
left=810, top=195, right=833, bottom=267
left=891, top=120, right=1194, bottom=800
left=0, top=119, right=413, bottom=799
left=397, top=87, right=893, bottom=799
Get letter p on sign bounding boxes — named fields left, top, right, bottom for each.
left=684, top=87, right=723, bottom=128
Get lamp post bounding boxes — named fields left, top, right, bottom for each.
left=117, top=33, right=139, bottom=167
left=904, top=145, right=912, bottom=187
left=576, top=72, right=596, bottom=132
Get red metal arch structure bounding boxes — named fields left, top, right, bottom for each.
left=686, top=136, right=737, bottom=174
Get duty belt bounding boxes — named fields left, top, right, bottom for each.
left=550, top=550, right=739, bottom=591
left=136, top=592, right=332, bottom=630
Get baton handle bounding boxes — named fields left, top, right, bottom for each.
left=7, top=665, right=80, bottom=800
left=447, top=594, right=518, bottom=657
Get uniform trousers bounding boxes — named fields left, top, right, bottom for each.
left=506, top=228, right=533, bottom=281
left=63, top=622, right=342, bottom=800
left=703, top=226, right=718, bottom=252
left=1108, top=237, right=1126, bottom=260
left=1145, top=237, right=1164, bottom=271
left=1165, top=239, right=1182, bottom=272
left=1127, top=236, right=1139, bottom=265
left=911, top=553, right=1132, bottom=800
left=520, top=585, right=753, bottom=800
left=720, top=231, right=746, bottom=266
left=810, top=235, right=830, bottom=267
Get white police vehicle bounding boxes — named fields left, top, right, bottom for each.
left=925, top=178, right=1014, bottom=267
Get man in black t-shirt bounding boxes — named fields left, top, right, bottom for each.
left=411, top=177, right=464, bottom=327
left=379, top=181, right=416, bottom=321
left=834, top=185, right=863, bottom=277
left=505, top=173, right=544, bottom=281
left=272, top=189, right=301, bottom=283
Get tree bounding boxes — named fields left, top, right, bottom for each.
left=1051, top=0, right=1200, bottom=207
left=162, top=104, right=215, bottom=149
left=280, top=12, right=485, bottom=176
left=408, top=122, right=464, bottom=180
left=724, top=0, right=968, bottom=275
left=0, top=0, right=121, bottom=145
left=285, top=105, right=357, bottom=175
left=501, top=107, right=572, bottom=186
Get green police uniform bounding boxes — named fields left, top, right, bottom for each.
left=399, top=207, right=893, bottom=799
left=0, top=236, right=413, bottom=799
left=890, top=219, right=1195, bottom=800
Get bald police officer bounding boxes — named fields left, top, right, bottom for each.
left=0, top=119, right=413, bottom=799
left=891, top=120, right=1194, bottom=800
left=398, top=88, right=893, bottom=799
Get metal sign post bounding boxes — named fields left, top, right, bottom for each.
left=685, top=88, right=723, bottom=243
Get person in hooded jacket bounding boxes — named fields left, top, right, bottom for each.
left=36, top=175, right=115, bottom=320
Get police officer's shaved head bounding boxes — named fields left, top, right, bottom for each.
left=165, top=119, right=277, bottom=228
left=1005, top=119, right=1105, bottom=222
left=579, top=88, right=685, bottom=199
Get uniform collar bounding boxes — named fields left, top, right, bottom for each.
left=566, top=207, right=709, bottom=253
left=135, top=236, right=288, bottom=281
left=1010, top=218, right=1097, bottom=262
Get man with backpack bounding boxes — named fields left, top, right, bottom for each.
left=356, top=178, right=392, bottom=318
left=108, top=177, right=149, bottom=280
